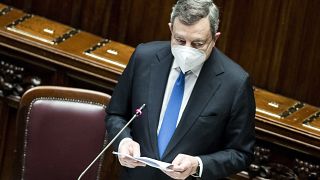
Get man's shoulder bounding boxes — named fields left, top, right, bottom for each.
left=214, top=48, right=249, bottom=80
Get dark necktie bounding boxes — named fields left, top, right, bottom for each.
left=158, top=71, right=185, bottom=158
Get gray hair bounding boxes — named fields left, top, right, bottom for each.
left=170, top=0, right=219, bottom=37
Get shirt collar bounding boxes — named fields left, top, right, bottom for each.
left=172, top=59, right=204, bottom=77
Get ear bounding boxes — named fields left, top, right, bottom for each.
left=168, top=23, right=173, bottom=33
left=211, top=32, right=222, bottom=49
left=214, top=32, right=221, bottom=41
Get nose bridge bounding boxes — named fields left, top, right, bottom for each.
left=185, top=41, right=192, bottom=47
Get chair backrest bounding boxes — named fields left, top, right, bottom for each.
left=14, top=86, right=111, bottom=180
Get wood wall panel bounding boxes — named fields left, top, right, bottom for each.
left=0, top=106, right=18, bottom=180
left=2, top=0, right=320, bottom=106
left=212, top=0, right=320, bottom=107
left=0, top=101, right=8, bottom=170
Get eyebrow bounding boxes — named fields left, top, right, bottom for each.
left=173, top=34, right=207, bottom=42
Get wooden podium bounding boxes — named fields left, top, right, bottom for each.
left=0, top=3, right=319, bottom=179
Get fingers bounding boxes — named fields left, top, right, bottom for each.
left=121, top=157, right=146, bottom=168
left=172, top=154, right=188, bottom=172
left=163, top=154, right=199, bottom=179
left=131, top=141, right=141, bottom=157
left=162, top=169, right=185, bottom=180
left=118, top=138, right=146, bottom=168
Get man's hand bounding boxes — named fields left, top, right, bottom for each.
left=162, top=154, right=199, bottom=180
left=118, top=138, right=146, bottom=168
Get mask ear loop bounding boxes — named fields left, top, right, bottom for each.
left=202, top=38, right=215, bottom=59
left=205, top=39, right=214, bottom=52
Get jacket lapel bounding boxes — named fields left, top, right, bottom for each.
left=161, top=49, right=225, bottom=159
left=148, top=47, right=173, bottom=159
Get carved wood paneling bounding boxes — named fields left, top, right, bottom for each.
left=247, top=143, right=320, bottom=179
left=294, top=158, right=320, bottom=179
left=0, top=60, right=42, bottom=98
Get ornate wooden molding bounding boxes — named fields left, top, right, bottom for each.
left=0, top=60, right=41, bottom=99
left=0, top=6, right=12, bottom=16
left=294, top=158, right=320, bottom=179
left=248, top=146, right=299, bottom=179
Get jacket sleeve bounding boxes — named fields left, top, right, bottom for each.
left=104, top=46, right=139, bottom=150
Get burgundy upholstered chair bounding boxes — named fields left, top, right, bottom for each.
left=14, top=86, right=114, bottom=180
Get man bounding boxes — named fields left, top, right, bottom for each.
left=105, top=0, right=255, bottom=179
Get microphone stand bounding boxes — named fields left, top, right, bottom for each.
left=77, top=104, right=146, bottom=180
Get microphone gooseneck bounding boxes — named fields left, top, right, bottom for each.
left=77, top=104, right=146, bottom=180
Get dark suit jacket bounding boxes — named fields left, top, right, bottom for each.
left=105, top=41, right=256, bottom=180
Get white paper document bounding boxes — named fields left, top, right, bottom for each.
left=112, top=151, right=173, bottom=171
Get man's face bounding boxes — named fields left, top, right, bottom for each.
left=169, top=16, right=220, bottom=59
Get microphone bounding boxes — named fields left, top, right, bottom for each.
left=77, top=104, right=146, bottom=180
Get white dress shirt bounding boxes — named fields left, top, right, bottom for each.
left=157, top=60, right=203, bottom=133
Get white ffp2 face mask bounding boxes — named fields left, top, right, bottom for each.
left=171, top=45, right=206, bottom=73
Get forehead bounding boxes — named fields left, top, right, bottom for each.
left=172, top=17, right=211, bottom=40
